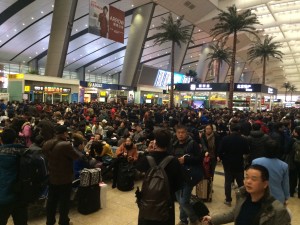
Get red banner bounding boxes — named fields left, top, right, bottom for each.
left=108, top=6, right=125, bottom=43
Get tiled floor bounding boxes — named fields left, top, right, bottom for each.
left=8, top=164, right=300, bottom=225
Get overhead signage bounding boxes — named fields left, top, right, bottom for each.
left=190, top=84, right=212, bottom=91
left=33, top=86, right=44, bottom=91
left=24, top=86, right=30, bottom=92
left=62, top=88, right=71, bottom=93
left=268, top=87, right=274, bottom=94
left=236, top=84, right=253, bottom=92
left=154, top=70, right=192, bottom=87
left=88, top=82, right=102, bottom=88
left=8, top=74, right=24, bottom=79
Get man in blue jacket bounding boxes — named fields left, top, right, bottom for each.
left=0, top=128, right=27, bottom=225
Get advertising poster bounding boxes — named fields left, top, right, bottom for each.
left=109, top=6, right=125, bottom=43
left=89, top=0, right=124, bottom=43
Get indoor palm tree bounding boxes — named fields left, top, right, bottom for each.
left=185, top=69, right=197, bottom=82
left=248, top=35, right=283, bottom=85
left=206, top=42, right=232, bottom=83
left=282, top=82, right=291, bottom=102
left=210, top=5, right=260, bottom=113
left=289, top=85, right=297, bottom=102
left=152, top=13, right=193, bottom=108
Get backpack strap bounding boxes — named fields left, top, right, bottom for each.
left=159, top=155, right=174, bottom=169
left=146, top=155, right=174, bottom=169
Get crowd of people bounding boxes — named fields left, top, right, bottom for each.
left=0, top=100, right=298, bottom=225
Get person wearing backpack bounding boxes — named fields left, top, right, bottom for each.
left=0, top=128, right=28, bottom=225
left=136, top=129, right=184, bottom=225
left=171, top=124, right=203, bottom=225
left=43, top=125, right=84, bottom=225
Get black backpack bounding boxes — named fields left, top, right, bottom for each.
left=137, top=155, right=173, bottom=221
left=15, top=149, right=48, bottom=203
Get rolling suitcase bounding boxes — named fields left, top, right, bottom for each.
left=77, top=184, right=100, bottom=214
left=116, top=159, right=135, bottom=191
left=196, top=178, right=212, bottom=202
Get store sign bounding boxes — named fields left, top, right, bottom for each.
left=8, top=74, right=24, bottom=79
left=87, top=82, right=102, bottom=88
left=33, top=86, right=44, bottom=91
left=190, top=84, right=212, bottom=91
left=45, top=86, right=63, bottom=93
left=24, top=86, right=30, bottom=92
left=62, top=88, right=71, bottom=93
left=236, top=84, right=253, bottom=92
left=268, top=87, right=274, bottom=94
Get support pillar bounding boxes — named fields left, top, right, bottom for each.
left=120, top=3, right=155, bottom=86
left=45, top=0, right=78, bottom=77
left=77, top=67, right=85, bottom=81
left=195, top=44, right=211, bottom=82
left=28, top=59, right=38, bottom=74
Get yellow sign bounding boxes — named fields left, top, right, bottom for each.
left=146, top=94, right=153, bottom=99
left=8, top=74, right=24, bottom=79
left=24, top=86, right=30, bottom=92
left=100, top=91, right=106, bottom=97
left=183, top=95, right=192, bottom=99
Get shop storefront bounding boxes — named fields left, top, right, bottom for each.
left=80, top=81, right=135, bottom=104
left=19, top=74, right=79, bottom=103
left=174, top=83, right=278, bottom=111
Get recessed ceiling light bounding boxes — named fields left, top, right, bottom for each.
left=131, top=4, right=134, bottom=7
left=31, top=17, right=34, bottom=20
left=85, top=24, right=88, bottom=27
left=36, top=52, right=38, bottom=55
left=22, top=23, right=25, bottom=26
left=198, top=29, right=201, bottom=32
left=52, top=5, right=54, bottom=7
left=6, top=35, right=9, bottom=37
left=29, top=57, right=32, bottom=59
left=100, top=64, right=102, bottom=66
left=43, top=47, right=45, bottom=50
left=41, top=11, right=44, bottom=14
left=75, top=29, right=78, bottom=32
left=80, top=55, right=82, bottom=57
left=14, top=29, right=17, bottom=32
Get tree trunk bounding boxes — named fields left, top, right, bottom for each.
left=217, top=59, right=221, bottom=83
left=262, top=56, right=266, bottom=85
left=170, top=41, right=175, bottom=108
left=285, top=89, right=287, bottom=102
left=228, top=31, right=237, bottom=114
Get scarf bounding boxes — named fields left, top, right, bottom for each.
left=206, top=132, right=216, bottom=158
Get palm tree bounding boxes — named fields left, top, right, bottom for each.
left=185, top=69, right=197, bottom=82
left=206, top=42, right=232, bottom=83
left=282, top=82, right=291, bottom=102
left=248, top=35, right=283, bottom=85
left=289, top=85, right=297, bottom=102
left=152, top=13, right=193, bottom=108
left=210, top=5, right=260, bottom=113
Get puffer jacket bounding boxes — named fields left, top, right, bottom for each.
left=211, top=187, right=291, bottom=225
left=0, top=144, right=25, bottom=204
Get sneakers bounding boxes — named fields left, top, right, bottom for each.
left=224, top=200, right=232, bottom=206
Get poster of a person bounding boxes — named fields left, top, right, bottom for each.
left=98, top=6, right=109, bottom=38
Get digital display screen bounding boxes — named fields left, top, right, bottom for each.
left=154, top=70, right=191, bottom=87
left=193, top=100, right=205, bottom=108
left=145, top=99, right=152, bottom=104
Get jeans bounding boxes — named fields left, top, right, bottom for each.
left=0, top=201, right=27, bottom=225
left=224, top=170, right=244, bottom=202
left=175, top=183, right=198, bottom=224
left=46, top=183, right=72, bottom=225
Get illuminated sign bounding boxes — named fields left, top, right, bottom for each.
left=33, top=86, right=44, bottom=91
left=8, top=74, right=24, bottom=79
left=154, top=70, right=192, bottom=87
left=236, top=84, right=253, bottom=92
left=24, top=86, right=30, bottom=92
left=87, top=82, right=102, bottom=88
left=62, top=88, right=71, bottom=93
left=268, top=87, right=274, bottom=94
left=190, top=84, right=212, bottom=91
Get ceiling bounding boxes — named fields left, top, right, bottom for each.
left=0, top=0, right=299, bottom=93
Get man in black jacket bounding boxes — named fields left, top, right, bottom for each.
left=172, top=125, right=203, bottom=225
left=218, top=123, right=249, bottom=206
